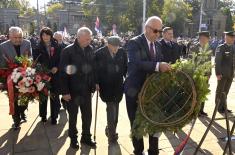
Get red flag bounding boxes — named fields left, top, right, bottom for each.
left=95, top=17, right=100, bottom=32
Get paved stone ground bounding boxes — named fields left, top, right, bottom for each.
left=0, top=67, right=235, bottom=155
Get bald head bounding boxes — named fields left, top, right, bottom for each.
left=144, top=16, right=163, bottom=42
left=145, top=16, right=162, bottom=28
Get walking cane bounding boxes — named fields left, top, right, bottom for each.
left=94, top=91, right=99, bottom=142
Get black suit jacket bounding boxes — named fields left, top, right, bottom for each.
left=124, top=33, right=163, bottom=100
left=159, top=39, right=180, bottom=64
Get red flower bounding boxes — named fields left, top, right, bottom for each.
left=35, top=75, right=42, bottom=83
left=42, top=74, right=51, bottom=81
left=28, top=86, right=36, bottom=93
left=50, top=47, right=55, bottom=57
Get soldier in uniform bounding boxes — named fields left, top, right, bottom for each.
left=215, top=31, right=235, bottom=113
left=189, top=31, right=212, bottom=116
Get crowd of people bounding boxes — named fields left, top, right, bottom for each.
left=0, top=15, right=234, bottom=155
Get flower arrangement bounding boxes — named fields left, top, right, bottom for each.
left=0, top=55, right=50, bottom=114
left=11, top=57, right=50, bottom=106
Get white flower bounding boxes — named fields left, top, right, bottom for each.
left=16, top=72, right=21, bottom=79
left=25, top=81, right=30, bottom=87
left=37, top=82, right=45, bottom=91
left=19, top=87, right=28, bottom=93
left=31, top=69, right=36, bottom=75
left=22, top=77, right=27, bottom=82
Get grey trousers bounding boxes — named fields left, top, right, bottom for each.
left=106, top=102, right=119, bottom=139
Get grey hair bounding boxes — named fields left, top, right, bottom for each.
left=144, top=16, right=162, bottom=27
left=9, top=26, right=23, bottom=35
left=77, top=27, right=92, bottom=37
left=53, top=31, right=63, bottom=38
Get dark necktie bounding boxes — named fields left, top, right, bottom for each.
left=149, top=42, right=155, bottom=60
left=167, top=41, right=172, bottom=47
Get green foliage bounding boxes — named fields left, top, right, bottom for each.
left=0, top=0, right=36, bottom=16
left=132, top=50, right=212, bottom=139
left=184, top=0, right=200, bottom=17
left=162, top=0, right=192, bottom=36
left=218, top=0, right=235, bottom=9
left=222, top=8, right=234, bottom=31
left=29, top=22, right=35, bottom=35
left=47, top=2, right=63, bottom=14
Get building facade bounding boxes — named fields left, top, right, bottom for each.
left=0, top=8, right=20, bottom=34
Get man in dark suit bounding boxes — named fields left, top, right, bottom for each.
left=95, top=36, right=127, bottom=144
left=160, top=27, right=181, bottom=64
left=59, top=27, right=96, bottom=149
left=124, top=16, right=171, bottom=155
left=189, top=31, right=212, bottom=116
left=215, top=31, right=235, bottom=113
left=0, top=26, right=32, bottom=129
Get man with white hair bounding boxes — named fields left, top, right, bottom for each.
left=53, top=31, right=68, bottom=49
left=124, top=16, right=171, bottom=155
left=0, top=26, right=32, bottom=130
left=59, top=27, right=96, bottom=149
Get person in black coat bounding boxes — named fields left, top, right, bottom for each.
left=32, top=27, right=61, bottom=125
left=95, top=36, right=127, bottom=144
left=59, top=27, right=96, bottom=149
left=215, top=31, right=235, bottom=113
left=159, top=27, right=181, bottom=64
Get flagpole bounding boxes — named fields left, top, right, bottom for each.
left=199, top=0, right=204, bottom=32
left=142, top=0, right=146, bottom=32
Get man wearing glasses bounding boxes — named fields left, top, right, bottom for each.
left=124, top=16, right=171, bottom=155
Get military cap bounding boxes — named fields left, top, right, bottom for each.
left=107, top=36, right=121, bottom=46
left=197, top=31, right=210, bottom=37
left=224, top=31, right=235, bottom=36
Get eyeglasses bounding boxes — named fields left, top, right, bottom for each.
left=148, top=26, right=163, bottom=34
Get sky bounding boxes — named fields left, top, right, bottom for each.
left=29, top=0, right=50, bottom=10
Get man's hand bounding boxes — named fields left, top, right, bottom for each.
left=51, top=67, right=58, bottom=74
left=216, top=75, right=222, bottom=81
left=62, top=94, right=71, bottom=102
left=159, top=62, right=171, bottom=73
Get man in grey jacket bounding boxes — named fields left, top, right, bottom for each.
left=0, top=26, right=32, bottom=129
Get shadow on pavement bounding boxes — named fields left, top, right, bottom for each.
left=0, top=128, right=20, bottom=155
left=199, top=115, right=235, bottom=154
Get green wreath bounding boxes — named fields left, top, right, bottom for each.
left=132, top=51, right=212, bottom=139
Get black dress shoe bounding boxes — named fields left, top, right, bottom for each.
left=70, top=141, right=79, bottom=149
left=41, top=117, right=47, bottom=122
left=218, top=109, right=232, bottom=114
left=80, top=138, right=97, bottom=148
left=199, top=111, right=208, bottom=117
left=12, top=122, right=20, bottom=130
